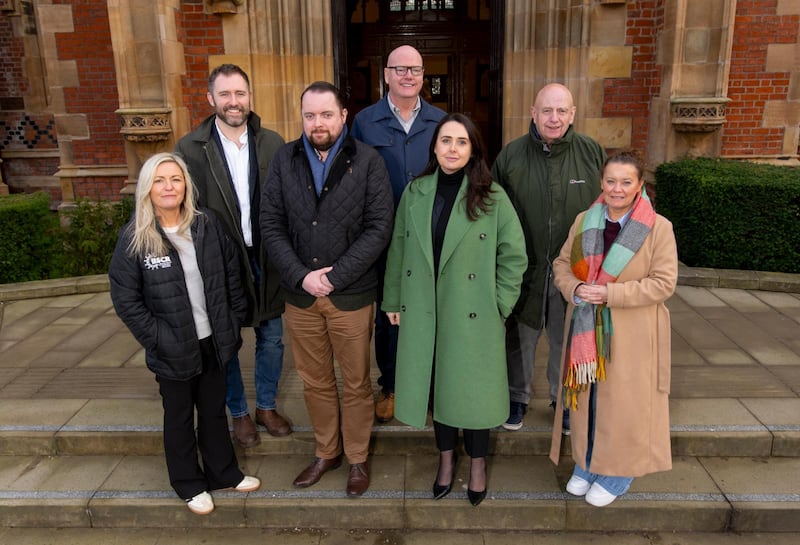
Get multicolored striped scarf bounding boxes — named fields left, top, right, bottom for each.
left=563, top=190, right=655, bottom=410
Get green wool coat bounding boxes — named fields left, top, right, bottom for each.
left=382, top=173, right=528, bottom=430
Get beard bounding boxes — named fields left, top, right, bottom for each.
left=215, top=104, right=249, bottom=128
left=310, top=129, right=337, bottom=152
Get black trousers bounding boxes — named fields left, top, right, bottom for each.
left=433, top=421, right=490, bottom=458
left=156, top=337, right=243, bottom=500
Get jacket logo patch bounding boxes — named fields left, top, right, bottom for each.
left=569, top=179, right=587, bottom=184
left=144, top=254, right=172, bottom=270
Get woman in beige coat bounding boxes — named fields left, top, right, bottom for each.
left=549, top=151, right=677, bottom=507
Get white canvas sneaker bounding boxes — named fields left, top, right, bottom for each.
left=565, top=475, right=592, bottom=496
left=186, top=491, right=214, bottom=515
left=585, top=481, right=619, bottom=507
left=233, top=475, right=261, bottom=492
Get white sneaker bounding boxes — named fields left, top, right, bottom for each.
left=585, top=481, right=619, bottom=507
left=565, top=475, right=592, bottom=496
left=186, top=491, right=214, bottom=515
left=234, top=475, right=261, bottom=492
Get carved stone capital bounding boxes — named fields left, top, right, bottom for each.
left=116, top=108, right=172, bottom=142
left=670, top=97, right=731, bottom=133
left=206, top=0, right=244, bottom=15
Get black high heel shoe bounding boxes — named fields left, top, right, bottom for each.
left=432, top=452, right=458, bottom=500
left=467, top=457, right=487, bottom=506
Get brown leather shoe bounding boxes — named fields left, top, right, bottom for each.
left=292, top=455, right=342, bottom=488
left=232, top=414, right=260, bottom=448
left=346, top=462, right=370, bottom=497
left=375, top=392, right=395, bottom=423
left=255, top=408, right=292, bottom=437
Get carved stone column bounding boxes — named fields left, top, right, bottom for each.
left=107, top=0, right=186, bottom=194
left=646, top=0, right=736, bottom=167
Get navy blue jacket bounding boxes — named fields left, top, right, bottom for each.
left=350, top=96, right=445, bottom=206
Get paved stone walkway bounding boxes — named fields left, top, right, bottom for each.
left=0, top=269, right=798, bottom=535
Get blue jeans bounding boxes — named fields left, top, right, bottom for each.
left=226, top=317, right=284, bottom=417
left=225, top=252, right=285, bottom=417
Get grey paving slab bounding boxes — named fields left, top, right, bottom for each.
left=1, top=324, right=83, bottom=367
left=696, top=347, right=756, bottom=365
left=709, top=288, right=772, bottom=312
left=0, top=297, right=51, bottom=325
left=6, top=454, right=122, bottom=491
left=674, top=286, right=728, bottom=308
left=710, top=317, right=800, bottom=365
left=740, top=398, right=800, bottom=429
left=0, top=367, right=23, bottom=389
left=160, top=528, right=321, bottom=545
left=1, top=527, right=164, bottom=545
left=65, top=399, right=163, bottom=429
left=0, top=368, right=67, bottom=398
left=669, top=312, right=737, bottom=351
left=669, top=332, right=706, bottom=365
left=670, top=366, right=794, bottom=398
left=35, top=368, right=158, bottom=399
left=669, top=398, right=762, bottom=428
left=0, top=398, right=87, bottom=428
left=78, top=329, right=144, bottom=367
left=54, top=319, right=126, bottom=355
left=0, top=306, right=73, bottom=343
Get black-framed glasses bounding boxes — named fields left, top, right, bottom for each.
left=386, top=65, right=424, bottom=76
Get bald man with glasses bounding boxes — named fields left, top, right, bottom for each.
left=351, top=45, right=446, bottom=424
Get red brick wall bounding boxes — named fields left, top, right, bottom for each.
left=0, top=14, right=26, bottom=101
left=178, top=0, right=225, bottom=134
left=723, top=0, right=797, bottom=157
left=601, top=1, right=664, bottom=156
left=55, top=0, right=126, bottom=174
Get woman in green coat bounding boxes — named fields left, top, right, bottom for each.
left=382, top=113, right=527, bottom=505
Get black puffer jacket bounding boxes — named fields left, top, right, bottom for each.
left=260, top=134, right=394, bottom=309
left=109, top=210, right=247, bottom=380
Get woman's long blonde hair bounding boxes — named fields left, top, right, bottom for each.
left=126, top=152, right=199, bottom=257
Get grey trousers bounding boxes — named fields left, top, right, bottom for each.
left=505, top=275, right=566, bottom=405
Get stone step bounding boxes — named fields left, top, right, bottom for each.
left=4, top=397, right=800, bottom=458
left=1, top=453, right=799, bottom=533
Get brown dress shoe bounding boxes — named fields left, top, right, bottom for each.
left=375, top=392, right=395, bottom=423
left=292, top=455, right=342, bottom=488
left=346, top=462, right=370, bottom=497
left=232, top=414, right=260, bottom=448
left=255, top=408, right=292, bottom=437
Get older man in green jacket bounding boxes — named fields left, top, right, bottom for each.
left=491, top=83, right=606, bottom=432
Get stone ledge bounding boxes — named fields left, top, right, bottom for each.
left=0, top=274, right=108, bottom=302
left=2, top=266, right=799, bottom=302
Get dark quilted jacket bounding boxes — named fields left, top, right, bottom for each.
left=260, top=134, right=394, bottom=309
left=109, top=211, right=247, bottom=380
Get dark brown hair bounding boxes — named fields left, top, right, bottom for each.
left=603, top=149, right=645, bottom=180
left=208, top=64, right=250, bottom=93
left=417, top=113, right=494, bottom=221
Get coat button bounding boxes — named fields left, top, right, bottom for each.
left=468, top=273, right=476, bottom=280
left=469, top=312, right=477, bottom=319
left=406, top=270, right=411, bottom=276
left=312, top=221, right=318, bottom=226
left=479, top=233, right=487, bottom=239
left=401, top=305, right=406, bottom=311
left=312, top=257, right=319, bottom=263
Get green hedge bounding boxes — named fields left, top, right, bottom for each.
left=0, top=192, right=62, bottom=283
left=59, top=197, right=134, bottom=277
left=655, top=158, right=800, bottom=273
left=0, top=193, right=134, bottom=284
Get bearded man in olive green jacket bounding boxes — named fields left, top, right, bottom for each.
left=491, top=83, right=605, bottom=432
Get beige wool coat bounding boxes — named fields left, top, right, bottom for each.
left=549, top=212, right=678, bottom=477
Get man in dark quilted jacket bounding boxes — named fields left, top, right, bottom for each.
left=260, top=81, right=394, bottom=498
